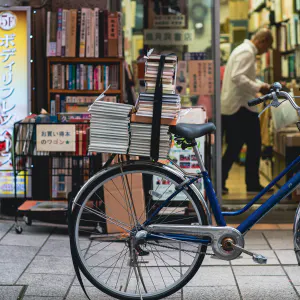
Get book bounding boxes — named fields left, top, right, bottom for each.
left=47, top=12, right=57, bottom=56
left=61, top=9, right=68, bottom=57
left=56, top=8, right=63, bottom=56
left=94, top=8, right=99, bottom=58
left=79, top=8, right=87, bottom=57
left=69, top=9, right=77, bottom=57
left=108, top=12, right=118, bottom=57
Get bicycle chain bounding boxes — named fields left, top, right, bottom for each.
left=146, top=241, right=215, bottom=256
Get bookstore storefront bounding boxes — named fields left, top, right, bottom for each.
left=0, top=0, right=222, bottom=224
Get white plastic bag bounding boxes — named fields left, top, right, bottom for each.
left=271, top=100, right=299, bottom=130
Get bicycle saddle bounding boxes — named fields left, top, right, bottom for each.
left=169, top=122, right=216, bottom=140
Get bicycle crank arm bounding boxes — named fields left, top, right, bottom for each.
left=230, top=243, right=267, bottom=264
left=147, top=224, right=245, bottom=260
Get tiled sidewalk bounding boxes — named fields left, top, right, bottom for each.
left=0, top=220, right=300, bottom=300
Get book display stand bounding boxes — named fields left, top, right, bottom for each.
left=13, top=120, right=102, bottom=234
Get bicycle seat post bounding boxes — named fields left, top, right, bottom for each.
left=192, top=139, right=206, bottom=172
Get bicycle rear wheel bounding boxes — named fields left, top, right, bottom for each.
left=70, top=160, right=208, bottom=300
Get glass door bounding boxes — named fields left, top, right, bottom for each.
left=122, top=0, right=221, bottom=200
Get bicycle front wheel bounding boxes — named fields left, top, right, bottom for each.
left=70, top=160, right=208, bottom=300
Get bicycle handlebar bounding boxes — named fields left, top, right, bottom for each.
left=248, top=83, right=300, bottom=114
left=248, top=94, right=270, bottom=107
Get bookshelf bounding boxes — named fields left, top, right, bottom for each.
left=47, top=57, right=124, bottom=112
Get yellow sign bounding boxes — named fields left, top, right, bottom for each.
left=0, top=7, right=31, bottom=171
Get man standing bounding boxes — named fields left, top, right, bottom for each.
left=221, top=29, right=273, bottom=194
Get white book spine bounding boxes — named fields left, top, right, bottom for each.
left=95, top=8, right=99, bottom=58
left=86, top=9, right=92, bottom=57
left=80, top=8, right=87, bottom=57
left=90, top=9, right=95, bottom=57
left=61, top=10, right=67, bottom=57
left=46, top=12, right=51, bottom=56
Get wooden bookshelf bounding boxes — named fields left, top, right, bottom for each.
left=49, top=89, right=122, bottom=94
left=47, top=57, right=124, bottom=113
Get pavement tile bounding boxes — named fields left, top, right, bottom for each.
left=66, top=285, right=115, bottom=300
left=23, top=297, right=63, bottom=300
left=187, top=266, right=235, bottom=287
left=0, top=222, right=13, bottom=240
left=236, top=275, right=298, bottom=300
left=275, top=250, right=298, bottom=265
left=0, top=285, right=23, bottom=300
left=263, top=231, right=294, bottom=249
left=0, top=262, right=29, bottom=284
left=244, top=231, right=268, bottom=244
left=284, top=266, right=300, bottom=285
left=0, top=231, right=50, bottom=247
left=17, top=273, right=74, bottom=297
left=25, top=255, right=75, bottom=275
left=231, top=250, right=279, bottom=265
left=233, top=265, right=285, bottom=276
left=0, top=245, right=39, bottom=264
left=202, top=247, right=229, bottom=265
left=183, top=286, right=240, bottom=300
left=39, top=239, right=72, bottom=257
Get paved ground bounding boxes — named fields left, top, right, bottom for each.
left=1, top=220, right=300, bottom=300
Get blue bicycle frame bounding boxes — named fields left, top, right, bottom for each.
left=144, top=155, right=300, bottom=244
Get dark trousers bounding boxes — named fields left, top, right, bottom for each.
left=222, top=107, right=261, bottom=188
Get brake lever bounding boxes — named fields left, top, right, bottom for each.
left=258, top=91, right=285, bottom=118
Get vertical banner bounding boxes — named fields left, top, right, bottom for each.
left=0, top=7, right=31, bottom=196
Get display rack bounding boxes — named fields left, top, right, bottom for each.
left=13, top=120, right=102, bottom=233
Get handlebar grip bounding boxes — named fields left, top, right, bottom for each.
left=248, top=97, right=264, bottom=107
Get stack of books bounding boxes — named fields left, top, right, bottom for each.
left=144, top=54, right=177, bottom=94
left=46, top=9, right=123, bottom=58
left=88, top=97, right=133, bottom=154
left=129, top=123, right=170, bottom=157
left=136, top=93, right=181, bottom=119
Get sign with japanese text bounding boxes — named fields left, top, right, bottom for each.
left=188, top=60, right=214, bottom=95
left=153, top=14, right=186, bottom=28
left=36, top=125, right=76, bottom=152
left=0, top=7, right=30, bottom=173
left=152, top=136, right=205, bottom=201
left=144, top=29, right=194, bottom=45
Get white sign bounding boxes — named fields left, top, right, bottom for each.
left=0, top=11, right=17, bottom=31
left=153, top=136, right=205, bottom=201
left=154, top=14, right=185, bottom=28
left=36, top=124, right=76, bottom=152
left=144, top=29, right=194, bottom=45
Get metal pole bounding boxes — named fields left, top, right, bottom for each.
left=212, top=0, right=222, bottom=204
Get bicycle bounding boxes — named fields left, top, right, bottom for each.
left=69, top=82, right=300, bottom=300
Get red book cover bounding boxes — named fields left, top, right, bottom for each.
left=82, top=130, right=87, bottom=155
left=94, top=67, right=98, bottom=90
left=75, top=130, right=79, bottom=155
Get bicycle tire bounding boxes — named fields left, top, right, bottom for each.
left=70, top=160, right=208, bottom=300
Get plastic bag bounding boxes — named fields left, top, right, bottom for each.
left=271, top=100, right=299, bottom=130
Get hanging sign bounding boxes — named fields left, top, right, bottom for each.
left=189, top=60, right=214, bottom=95
left=144, top=29, right=194, bottom=45
left=0, top=7, right=31, bottom=168
left=153, top=14, right=186, bottom=28
left=36, top=124, right=76, bottom=152
left=0, top=7, right=31, bottom=197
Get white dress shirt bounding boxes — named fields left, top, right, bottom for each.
left=221, top=39, right=263, bottom=115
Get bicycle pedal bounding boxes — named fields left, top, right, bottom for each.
left=252, top=254, right=267, bottom=264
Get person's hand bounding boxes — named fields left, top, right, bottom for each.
left=259, top=83, right=270, bottom=95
